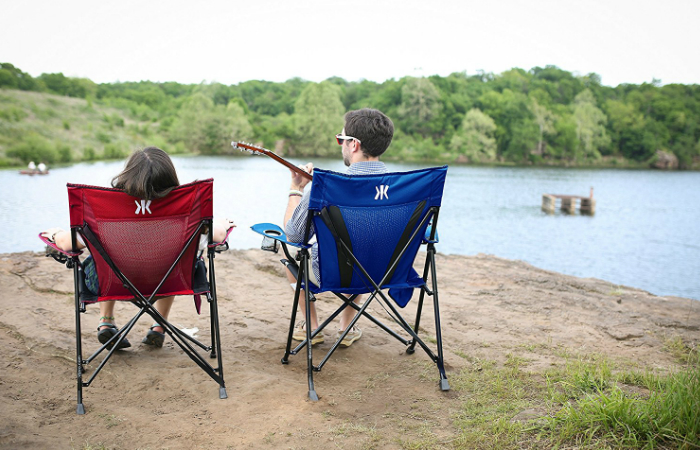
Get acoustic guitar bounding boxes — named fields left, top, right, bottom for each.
left=231, top=141, right=313, bottom=180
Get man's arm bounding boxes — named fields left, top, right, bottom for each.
left=284, top=163, right=313, bottom=242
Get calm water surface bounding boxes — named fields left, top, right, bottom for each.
left=2, top=155, right=698, bottom=300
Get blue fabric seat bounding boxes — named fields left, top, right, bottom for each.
left=252, top=166, right=449, bottom=400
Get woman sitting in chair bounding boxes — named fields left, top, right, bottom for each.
left=41, top=146, right=235, bottom=350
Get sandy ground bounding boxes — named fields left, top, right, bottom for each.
left=0, top=249, right=698, bottom=449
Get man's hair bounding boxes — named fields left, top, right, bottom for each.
left=111, top=146, right=180, bottom=199
left=344, top=108, right=394, bottom=158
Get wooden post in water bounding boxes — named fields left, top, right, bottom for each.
left=561, top=197, right=576, bottom=214
left=542, top=188, right=596, bottom=215
left=541, top=194, right=556, bottom=214
left=580, top=187, right=596, bottom=215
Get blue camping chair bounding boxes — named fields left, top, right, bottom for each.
left=252, top=166, right=449, bottom=400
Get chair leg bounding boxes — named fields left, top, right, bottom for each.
left=73, top=262, right=86, bottom=414
left=282, top=270, right=303, bottom=365
left=301, top=259, right=318, bottom=401
left=207, top=255, right=227, bottom=398
left=427, top=246, right=449, bottom=391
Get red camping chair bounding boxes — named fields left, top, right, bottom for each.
left=40, top=179, right=230, bottom=414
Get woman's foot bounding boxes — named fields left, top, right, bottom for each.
left=97, top=322, right=131, bottom=350
left=142, top=324, right=165, bottom=348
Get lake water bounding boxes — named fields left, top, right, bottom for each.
left=2, top=155, right=699, bottom=301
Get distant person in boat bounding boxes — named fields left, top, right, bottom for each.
left=37, top=162, right=47, bottom=174
left=28, top=161, right=36, bottom=172
left=41, top=146, right=236, bottom=350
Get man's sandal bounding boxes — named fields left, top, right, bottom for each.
left=142, top=324, right=165, bottom=348
left=97, top=323, right=132, bottom=350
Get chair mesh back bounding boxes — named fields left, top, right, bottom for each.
left=98, top=218, right=190, bottom=296
left=336, top=200, right=426, bottom=286
left=309, top=167, right=447, bottom=295
left=67, top=179, right=214, bottom=301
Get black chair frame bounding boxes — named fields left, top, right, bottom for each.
left=54, top=220, right=227, bottom=414
left=269, top=205, right=449, bottom=401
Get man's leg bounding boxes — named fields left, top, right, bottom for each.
left=286, top=267, right=318, bottom=331
left=337, top=295, right=363, bottom=347
left=339, top=295, right=362, bottom=331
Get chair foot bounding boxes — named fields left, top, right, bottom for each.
left=281, top=357, right=289, bottom=365
left=210, top=351, right=217, bottom=359
left=76, top=403, right=85, bottom=415
left=219, top=387, right=228, bottom=399
left=440, top=379, right=450, bottom=391
left=308, top=390, right=319, bottom=402
left=406, top=347, right=415, bottom=355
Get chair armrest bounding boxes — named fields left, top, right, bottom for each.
left=250, top=223, right=308, bottom=249
left=207, top=225, right=235, bottom=251
left=423, top=224, right=439, bottom=244
left=38, top=233, right=83, bottom=257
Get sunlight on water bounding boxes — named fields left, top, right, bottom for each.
left=2, top=156, right=699, bottom=300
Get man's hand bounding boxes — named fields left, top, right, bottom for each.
left=291, top=163, right=313, bottom=190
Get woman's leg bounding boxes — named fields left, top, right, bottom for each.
left=142, top=296, right=174, bottom=348
left=97, top=300, right=131, bottom=349
left=151, top=296, right=175, bottom=333
left=98, top=301, right=116, bottom=330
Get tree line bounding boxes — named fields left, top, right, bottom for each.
left=1, top=62, right=699, bottom=169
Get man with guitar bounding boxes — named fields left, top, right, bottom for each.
left=283, top=108, right=395, bottom=347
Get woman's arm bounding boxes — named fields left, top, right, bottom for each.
left=211, top=218, right=236, bottom=243
left=40, top=227, right=85, bottom=252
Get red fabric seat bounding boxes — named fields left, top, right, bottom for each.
left=68, top=179, right=213, bottom=301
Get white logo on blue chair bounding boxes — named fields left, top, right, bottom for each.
left=135, top=199, right=152, bottom=214
left=375, top=185, right=389, bottom=200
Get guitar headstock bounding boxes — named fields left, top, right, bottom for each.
left=231, top=141, right=264, bottom=155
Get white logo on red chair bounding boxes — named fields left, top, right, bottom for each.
left=375, top=185, right=389, bottom=200
left=135, top=199, right=152, bottom=214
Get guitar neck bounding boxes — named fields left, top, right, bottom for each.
left=263, top=149, right=313, bottom=180
left=233, top=142, right=313, bottom=180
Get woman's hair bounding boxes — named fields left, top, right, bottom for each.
left=111, top=147, right=180, bottom=199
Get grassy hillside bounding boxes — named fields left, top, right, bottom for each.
left=0, top=89, right=178, bottom=168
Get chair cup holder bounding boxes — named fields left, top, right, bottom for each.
left=260, top=231, right=281, bottom=253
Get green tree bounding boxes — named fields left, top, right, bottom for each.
left=449, top=108, right=497, bottom=163
left=572, top=89, right=610, bottom=160
left=477, top=89, right=537, bottom=161
left=171, top=93, right=253, bottom=154
left=292, top=82, right=344, bottom=156
left=397, top=77, right=442, bottom=137
left=0, top=69, right=18, bottom=88
left=529, top=97, right=555, bottom=157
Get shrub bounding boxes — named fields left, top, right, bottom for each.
left=103, top=143, right=127, bottom=159
left=0, top=105, right=27, bottom=122
left=6, top=133, right=58, bottom=164
left=96, top=131, right=111, bottom=143
left=57, top=144, right=73, bottom=163
left=82, top=146, right=96, bottom=161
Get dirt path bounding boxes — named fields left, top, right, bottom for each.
left=1, top=250, right=697, bottom=449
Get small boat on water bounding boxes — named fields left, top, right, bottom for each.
left=19, top=169, right=50, bottom=175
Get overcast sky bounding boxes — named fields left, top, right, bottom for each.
left=3, top=0, right=698, bottom=88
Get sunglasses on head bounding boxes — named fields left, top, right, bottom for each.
left=335, top=134, right=361, bottom=145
